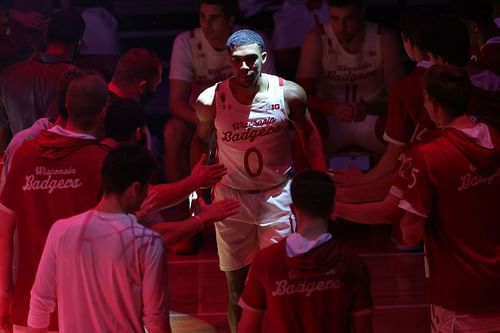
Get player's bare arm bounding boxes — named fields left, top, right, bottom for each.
left=169, top=79, right=198, bottom=125
left=191, top=84, right=218, bottom=169
left=195, top=85, right=217, bottom=143
left=285, top=80, right=327, bottom=171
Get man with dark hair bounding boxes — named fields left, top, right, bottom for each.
left=415, top=14, right=470, bottom=67
left=194, top=28, right=325, bottom=332
left=238, top=170, right=372, bottom=333
left=0, top=8, right=85, bottom=150
left=397, top=64, right=500, bottom=332
left=449, top=0, right=500, bottom=75
left=414, top=13, right=500, bottom=126
left=296, top=0, right=404, bottom=157
left=0, top=73, right=109, bottom=332
left=28, top=144, right=172, bottom=333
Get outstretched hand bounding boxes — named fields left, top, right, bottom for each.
left=328, top=165, right=364, bottom=187
left=197, top=197, right=241, bottom=224
left=191, top=154, right=226, bottom=189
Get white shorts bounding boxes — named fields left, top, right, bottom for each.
left=431, top=304, right=500, bottom=333
left=326, top=114, right=386, bottom=155
left=213, top=181, right=292, bottom=271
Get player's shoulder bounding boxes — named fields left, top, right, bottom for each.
left=174, top=28, right=197, bottom=42
left=196, top=83, right=219, bottom=107
left=303, top=25, right=324, bottom=46
left=283, top=78, right=306, bottom=102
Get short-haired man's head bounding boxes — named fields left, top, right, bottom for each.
left=425, top=64, right=471, bottom=117
left=226, top=29, right=264, bottom=52
left=399, top=6, right=436, bottom=43
left=415, top=14, right=470, bottom=66
left=291, top=170, right=336, bottom=219
left=47, top=9, right=85, bottom=45
left=104, top=99, right=145, bottom=143
left=200, top=0, right=237, bottom=18
left=112, top=48, right=162, bottom=87
left=327, top=0, right=362, bottom=7
left=101, top=144, right=155, bottom=195
left=65, top=74, right=108, bottom=130
left=53, top=68, right=87, bottom=121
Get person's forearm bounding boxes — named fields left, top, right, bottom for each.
left=296, top=123, right=327, bottom=171
left=149, top=177, right=199, bottom=210
left=335, top=193, right=400, bottom=224
left=169, top=102, right=198, bottom=125
left=356, top=147, right=401, bottom=184
left=335, top=201, right=393, bottom=224
left=151, top=216, right=203, bottom=246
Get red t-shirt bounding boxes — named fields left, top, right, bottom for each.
left=397, top=126, right=500, bottom=313
left=384, top=63, right=436, bottom=146
left=0, top=130, right=109, bottom=329
left=240, top=238, right=372, bottom=333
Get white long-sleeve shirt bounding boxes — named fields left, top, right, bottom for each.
left=28, top=209, right=171, bottom=333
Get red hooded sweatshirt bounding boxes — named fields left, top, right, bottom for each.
left=399, top=124, right=500, bottom=313
left=1, top=129, right=109, bottom=330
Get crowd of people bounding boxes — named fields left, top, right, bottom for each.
left=0, top=0, right=499, bottom=332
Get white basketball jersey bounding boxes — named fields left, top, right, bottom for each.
left=319, top=22, right=385, bottom=103
left=188, top=28, right=234, bottom=106
left=215, top=74, right=292, bottom=190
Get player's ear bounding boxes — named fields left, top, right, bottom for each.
left=261, top=51, right=267, bottom=64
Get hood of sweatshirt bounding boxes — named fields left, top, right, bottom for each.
left=35, top=129, right=98, bottom=160
left=443, top=124, right=500, bottom=175
left=284, top=237, right=339, bottom=278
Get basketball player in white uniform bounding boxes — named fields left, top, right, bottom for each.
left=194, top=29, right=326, bottom=333
left=165, top=0, right=275, bottom=185
left=297, top=0, right=405, bottom=154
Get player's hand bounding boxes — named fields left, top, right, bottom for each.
left=197, top=198, right=240, bottom=224
left=191, top=154, right=226, bottom=189
left=328, top=165, right=364, bottom=187
left=0, top=292, right=12, bottom=333
left=136, top=189, right=159, bottom=219
left=332, top=103, right=355, bottom=122
left=11, top=10, right=47, bottom=31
